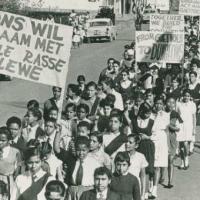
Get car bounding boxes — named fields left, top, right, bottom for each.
left=142, top=7, right=157, bottom=24
left=84, top=18, right=117, bottom=43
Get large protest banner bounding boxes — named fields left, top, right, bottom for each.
left=150, top=14, right=184, bottom=33
left=179, top=0, right=200, bottom=16
left=0, top=11, right=73, bottom=88
left=136, top=31, right=184, bottom=63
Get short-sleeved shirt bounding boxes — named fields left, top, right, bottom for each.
left=129, top=151, right=148, bottom=178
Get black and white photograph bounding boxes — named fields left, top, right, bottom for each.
left=0, top=0, right=199, bottom=200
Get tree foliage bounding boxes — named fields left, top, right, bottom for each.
left=1, top=0, right=44, bottom=14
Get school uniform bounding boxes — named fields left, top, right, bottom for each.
left=56, top=148, right=101, bottom=186
left=10, top=135, right=27, bottom=154
left=151, top=111, right=170, bottom=167
left=14, top=169, right=54, bottom=200
left=88, top=148, right=111, bottom=169
left=103, top=132, right=127, bottom=160
left=81, top=96, right=101, bottom=117
left=80, top=188, right=121, bottom=200
left=0, top=146, right=22, bottom=200
left=110, top=89, right=124, bottom=111
left=22, top=125, right=45, bottom=142
left=56, top=148, right=101, bottom=200
left=110, top=172, right=141, bottom=200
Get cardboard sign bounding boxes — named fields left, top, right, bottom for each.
left=136, top=31, right=184, bottom=63
left=0, top=11, right=73, bottom=87
left=179, top=0, right=200, bottom=16
left=150, top=14, right=184, bottom=33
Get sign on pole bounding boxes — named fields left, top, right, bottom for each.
left=0, top=11, right=73, bottom=88
left=179, top=0, right=200, bottom=16
left=150, top=14, right=184, bottom=33
left=136, top=31, right=184, bottom=63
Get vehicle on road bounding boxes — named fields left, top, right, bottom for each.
left=84, top=18, right=117, bottom=43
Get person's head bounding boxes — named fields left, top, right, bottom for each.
left=64, top=103, right=76, bottom=120
left=40, top=142, right=52, bottom=160
left=189, top=71, right=198, bottom=84
left=77, top=103, right=89, bottom=120
left=123, top=95, right=134, bottom=111
left=86, top=81, right=97, bottom=99
left=154, top=96, right=165, bottom=112
left=171, top=77, right=180, bottom=89
left=190, top=58, right=200, bottom=71
left=145, top=89, right=154, bottom=102
left=105, top=93, right=116, bottom=105
left=113, top=60, right=120, bottom=73
left=121, top=69, right=129, bottom=81
left=100, top=77, right=114, bottom=93
left=189, top=48, right=196, bottom=58
left=109, top=114, right=122, bottom=133
left=27, top=108, right=42, bottom=125
left=77, top=75, right=86, bottom=85
left=89, top=132, right=103, bottom=151
left=138, top=102, right=152, bottom=119
left=52, top=87, right=62, bottom=100
left=107, top=58, right=115, bottom=70
left=0, top=127, right=10, bottom=150
left=77, top=121, right=90, bottom=137
left=24, top=146, right=43, bottom=174
left=125, top=134, right=140, bottom=153
left=45, top=180, right=66, bottom=200
left=134, top=92, right=144, bottom=106
left=114, top=152, right=130, bottom=175
left=6, top=116, right=21, bottom=140
left=44, top=117, right=57, bottom=136
left=123, top=50, right=129, bottom=60
left=182, top=89, right=191, bottom=103
left=48, top=107, right=59, bottom=120
left=166, top=97, right=176, bottom=112
left=75, top=136, right=90, bottom=161
left=67, top=84, right=80, bottom=98
left=127, top=49, right=134, bottom=60
left=27, top=99, right=40, bottom=110
left=27, top=139, right=40, bottom=148
left=94, top=167, right=112, bottom=192
left=100, top=99, right=114, bottom=117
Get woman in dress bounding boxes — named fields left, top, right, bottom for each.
left=176, top=89, right=196, bottom=169
left=151, top=96, right=170, bottom=199
left=132, top=102, right=155, bottom=198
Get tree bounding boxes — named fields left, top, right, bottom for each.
left=1, top=0, right=44, bottom=14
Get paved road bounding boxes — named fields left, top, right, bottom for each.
left=0, top=17, right=199, bottom=200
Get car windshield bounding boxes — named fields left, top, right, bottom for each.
left=89, top=21, right=109, bottom=27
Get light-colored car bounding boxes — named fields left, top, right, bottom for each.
left=142, top=8, right=157, bottom=23
left=85, top=18, right=117, bottom=42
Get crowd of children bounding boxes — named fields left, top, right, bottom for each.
left=0, top=14, right=200, bottom=200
